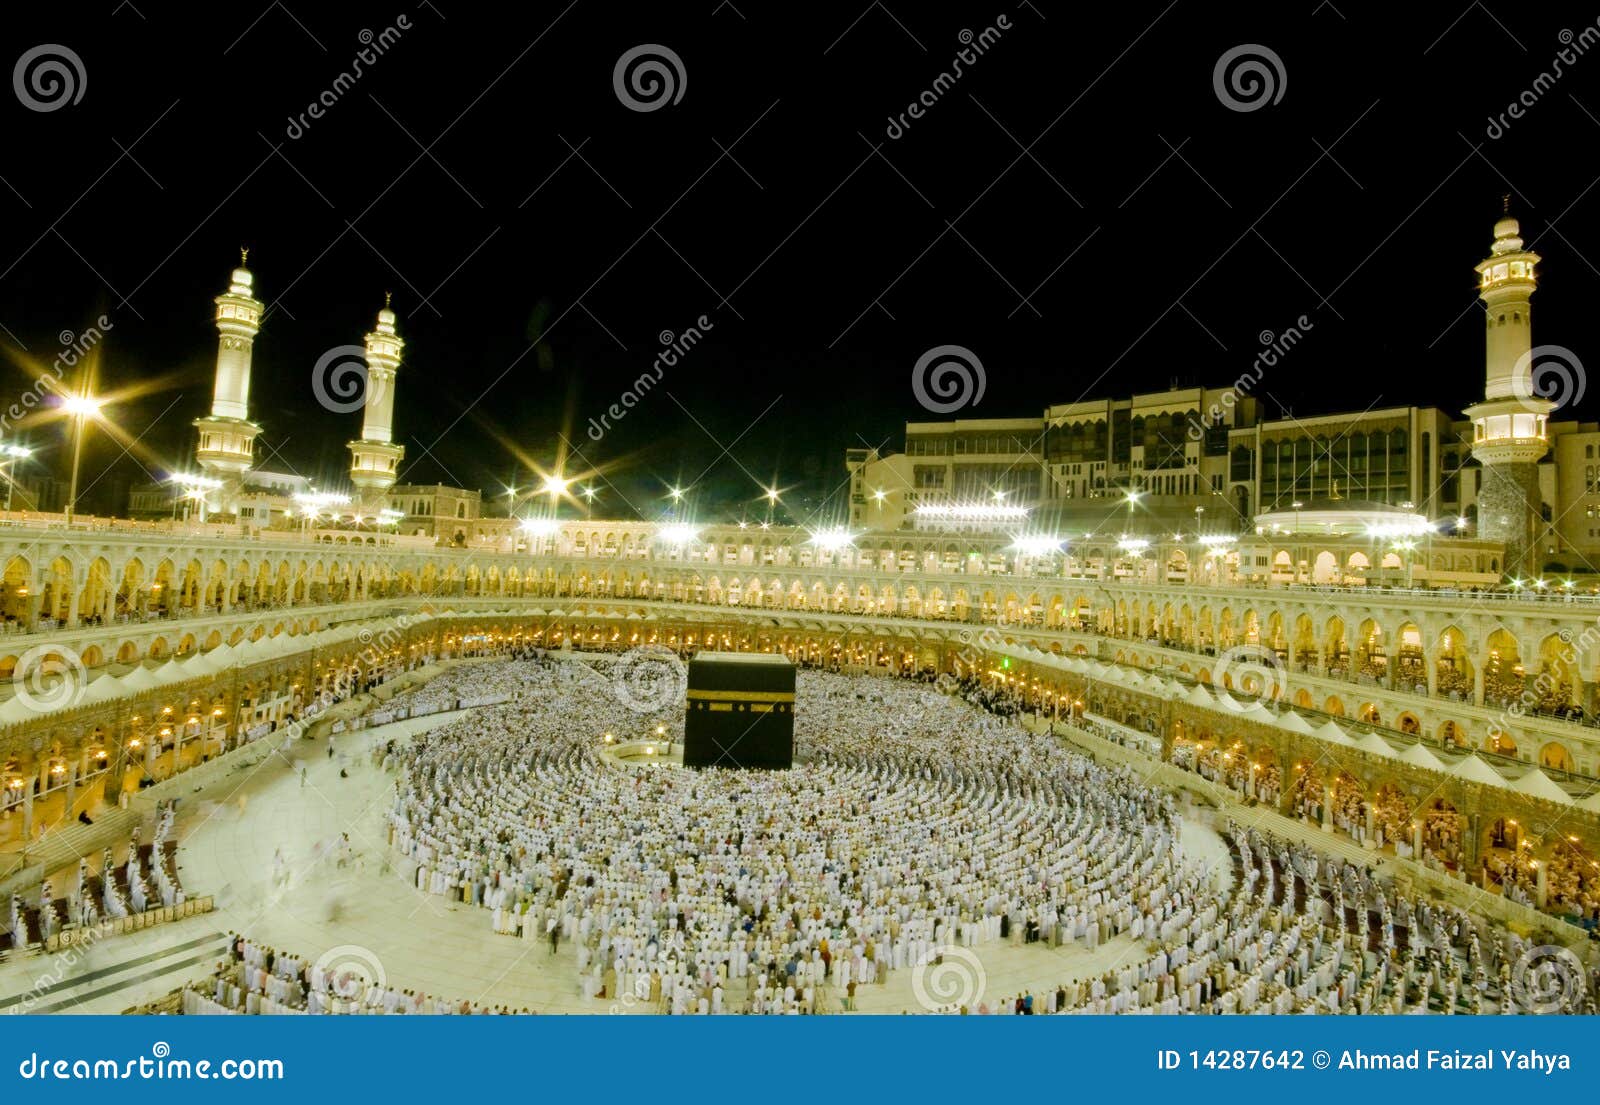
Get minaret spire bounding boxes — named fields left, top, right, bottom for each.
left=191, top=253, right=265, bottom=518
left=347, top=297, right=405, bottom=515
left=1463, top=207, right=1548, bottom=578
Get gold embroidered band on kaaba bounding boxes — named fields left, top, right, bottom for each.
left=685, top=690, right=797, bottom=703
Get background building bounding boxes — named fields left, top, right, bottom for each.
left=846, top=215, right=1593, bottom=577
left=387, top=483, right=482, bottom=543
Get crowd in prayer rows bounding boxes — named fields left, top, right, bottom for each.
left=181, top=934, right=536, bottom=1015
left=189, top=651, right=1596, bottom=1015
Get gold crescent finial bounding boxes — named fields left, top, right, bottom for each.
left=240, top=246, right=250, bottom=265
left=384, top=290, right=392, bottom=308
left=1502, top=194, right=1511, bottom=215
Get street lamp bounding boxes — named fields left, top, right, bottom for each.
left=519, top=516, right=560, bottom=555
left=60, top=393, right=103, bottom=526
left=541, top=474, right=570, bottom=499
left=0, top=443, right=32, bottom=513
left=170, top=473, right=223, bottom=523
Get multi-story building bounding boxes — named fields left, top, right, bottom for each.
left=387, top=483, right=482, bottom=543
left=850, top=214, right=1598, bottom=576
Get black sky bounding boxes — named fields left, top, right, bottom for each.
left=3, top=1, right=1599, bottom=521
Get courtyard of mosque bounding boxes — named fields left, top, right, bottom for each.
left=3, top=650, right=1589, bottom=1016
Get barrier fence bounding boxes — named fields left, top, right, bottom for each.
left=41, top=895, right=214, bottom=953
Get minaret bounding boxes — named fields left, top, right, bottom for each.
left=1463, top=202, right=1550, bottom=579
left=192, top=251, right=264, bottom=516
left=347, top=295, right=405, bottom=515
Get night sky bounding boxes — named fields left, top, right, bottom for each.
left=3, top=1, right=1598, bottom=523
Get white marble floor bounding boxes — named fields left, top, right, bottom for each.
left=16, top=711, right=1237, bottom=1014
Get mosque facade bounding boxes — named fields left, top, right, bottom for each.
left=3, top=211, right=1600, bottom=937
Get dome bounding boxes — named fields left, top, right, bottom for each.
left=1490, top=215, right=1524, bottom=254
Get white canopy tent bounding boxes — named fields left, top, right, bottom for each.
left=1277, top=710, right=1317, bottom=735
left=1509, top=767, right=1576, bottom=805
left=1352, top=730, right=1399, bottom=758
left=1314, top=718, right=1356, bottom=746
left=1396, top=741, right=1447, bottom=772
left=1446, top=753, right=1510, bottom=787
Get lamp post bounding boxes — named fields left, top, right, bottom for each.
left=61, top=393, right=102, bottom=526
left=0, top=444, right=32, bottom=513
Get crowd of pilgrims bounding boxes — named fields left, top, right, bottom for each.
left=185, top=652, right=1596, bottom=1015
left=1181, top=739, right=1600, bottom=922
left=8, top=803, right=184, bottom=949
left=181, top=935, right=533, bottom=1015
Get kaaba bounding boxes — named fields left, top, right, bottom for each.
left=682, top=652, right=796, bottom=769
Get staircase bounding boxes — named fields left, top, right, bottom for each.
left=0, top=804, right=141, bottom=894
